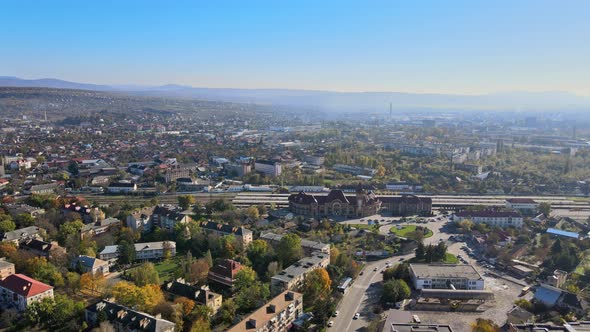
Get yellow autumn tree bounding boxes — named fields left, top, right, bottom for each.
left=111, top=281, right=165, bottom=313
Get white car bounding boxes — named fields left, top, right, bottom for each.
left=333, top=311, right=339, bottom=317
left=353, top=313, right=360, bottom=319
left=328, top=321, right=334, bottom=327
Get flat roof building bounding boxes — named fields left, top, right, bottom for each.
left=271, top=253, right=330, bottom=295
left=409, top=263, right=484, bottom=290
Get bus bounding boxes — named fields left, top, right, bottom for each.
left=337, top=277, right=353, bottom=294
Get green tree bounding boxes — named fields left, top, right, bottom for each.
left=58, top=220, right=84, bottom=245
left=178, top=195, right=196, bottom=210
left=25, top=294, right=85, bottom=331
left=302, top=268, right=332, bottom=309
left=538, top=202, right=551, bottom=216
left=129, top=262, right=160, bottom=286
left=0, top=218, right=16, bottom=233
left=118, top=240, right=136, bottom=265
left=415, top=241, right=425, bottom=260
left=234, top=266, right=257, bottom=291
left=381, top=279, right=410, bottom=304
left=277, top=233, right=303, bottom=267
left=219, top=298, right=237, bottom=324
left=235, top=282, right=270, bottom=313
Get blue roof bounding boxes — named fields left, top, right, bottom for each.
left=534, top=284, right=562, bottom=307
left=547, top=228, right=579, bottom=239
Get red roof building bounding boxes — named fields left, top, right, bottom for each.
left=0, top=274, right=54, bottom=311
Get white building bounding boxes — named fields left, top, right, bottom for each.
left=0, top=274, right=54, bottom=311
left=453, top=210, right=524, bottom=228
left=107, top=181, right=137, bottom=194
left=99, top=241, right=176, bottom=262
left=506, top=198, right=539, bottom=212
left=409, top=264, right=484, bottom=290
left=254, top=160, right=282, bottom=177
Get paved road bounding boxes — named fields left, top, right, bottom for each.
left=330, top=214, right=453, bottom=331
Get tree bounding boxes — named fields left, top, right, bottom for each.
left=246, top=205, right=260, bottom=220
left=415, top=241, right=425, bottom=260
left=0, top=242, right=17, bottom=257
left=471, top=318, right=500, bottom=332
left=111, top=282, right=165, bottom=313
left=129, top=263, right=160, bottom=286
left=68, top=161, right=79, bottom=176
left=381, top=279, right=410, bottom=304
left=58, top=220, right=84, bottom=245
left=204, top=249, right=213, bottom=267
left=178, top=195, right=196, bottom=210
left=235, top=282, right=270, bottom=313
left=302, top=268, right=332, bottom=308
left=65, top=271, right=81, bottom=294
left=277, top=233, right=303, bottom=267
left=188, top=259, right=210, bottom=285
left=235, top=266, right=257, bottom=291
left=190, top=319, right=211, bottom=332
left=25, top=294, right=85, bottom=331
left=219, top=298, right=237, bottom=324
left=219, top=235, right=237, bottom=259
left=247, top=240, right=270, bottom=277
left=173, top=297, right=196, bottom=316
left=0, top=218, right=16, bottom=233
left=538, top=202, right=551, bottom=216
left=80, top=272, right=106, bottom=296
left=118, top=240, right=136, bottom=264
left=383, top=264, right=410, bottom=282
left=514, top=299, right=533, bottom=311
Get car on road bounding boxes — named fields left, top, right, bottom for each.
left=328, top=321, right=334, bottom=327
left=354, top=313, right=360, bottom=319
left=413, top=314, right=421, bottom=323
left=399, top=257, right=405, bottom=261
left=373, top=267, right=378, bottom=271
left=360, top=271, right=364, bottom=275
left=333, top=311, right=339, bottom=317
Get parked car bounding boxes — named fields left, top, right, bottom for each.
left=354, top=313, right=360, bottom=319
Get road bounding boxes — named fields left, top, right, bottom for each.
left=330, top=214, right=452, bottom=331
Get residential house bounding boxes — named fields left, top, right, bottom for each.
left=1, top=226, right=42, bottom=246
left=506, top=198, right=539, bottom=215
left=152, top=206, right=191, bottom=232
left=227, top=291, right=303, bottom=332
left=85, top=300, right=175, bottom=332
left=126, top=206, right=156, bottom=232
left=72, top=255, right=110, bottom=275
left=507, top=305, right=534, bottom=324
left=80, top=217, right=121, bottom=239
left=534, top=284, right=586, bottom=315
left=208, top=259, right=243, bottom=289
left=21, top=239, right=66, bottom=259
left=0, top=258, right=15, bottom=280
left=199, top=221, right=253, bottom=248
left=4, top=204, right=45, bottom=218
left=0, top=274, right=54, bottom=311
left=162, top=279, right=222, bottom=315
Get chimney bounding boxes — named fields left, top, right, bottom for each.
left=266, top=304, right=276, bottom=314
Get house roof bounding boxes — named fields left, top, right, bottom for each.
left=227, top=291, right=302, bottom=332
left=74, top=255, right=108, bottom=270
left=199, top=221, right=252, bottom=237
left=86, top=300, right=175, bottom=332
left=162, top=280, right=221, bottom=305
left=409, top=263, right=483, bottom=280
left=2, top=226, right=41, bottom=242
left=0, top=274, right=53, bottom=297
left=547, top=228, right=579, bottom=239
left=534, top=284, right=562, bottom=306
left=455, top=210, right=522, bottom=218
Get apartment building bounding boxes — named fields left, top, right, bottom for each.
left=271, top=253, right=330, bottom=295
left=453, top=210, right=524, bottom=228
left=227, top=291, right=303, bottom=332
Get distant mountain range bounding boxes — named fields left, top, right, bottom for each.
left=1, top=76, right=589, bottom=112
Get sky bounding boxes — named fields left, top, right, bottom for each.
left=1, top=0, right=590, bottom=95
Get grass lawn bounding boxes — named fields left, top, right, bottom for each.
left=153, top=258, right=180, bottom=281
left=389, top=225, right=433, bottom=239
left=444, top=253, right=459, bottom=264
left=350, top=223, right=380, bottom=232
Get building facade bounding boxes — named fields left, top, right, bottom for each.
left=0, top=258, right=15, bottom=280
left=254, top=160, right=282, bottom=177
left=288, top=189, right=381, bottom=218
left=409, top=264, right=484, bottom=290
left=0, top=274, right=54, bottom=311
left=380, top=195, right=432, bottom=216
left=99, top=241, right=176, bottom=262
left=85, top=300, right=175, bottom=332
left=208, top=259, right=243, bottom=289
left=453, top=210, right=524, bottom=228
left=199, top=221, right=253, bottom=248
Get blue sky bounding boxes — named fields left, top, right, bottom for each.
left=1, top=0, right=589, bottom=95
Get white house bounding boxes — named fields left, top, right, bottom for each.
left=409, top=264, right=484, bottom=290
left=453, top=210, right=523, bottom=228
left=0, top=274, right=54, bottom=311
left=506, top=198, right=539, bottom=213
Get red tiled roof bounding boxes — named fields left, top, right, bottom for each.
left=0, top=274, right=53, bottom=297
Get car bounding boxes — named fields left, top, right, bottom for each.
left=413, top=314, right=421, bottom=323
left=373, top=267, right=378, bottom=271
left=354, top=313, right=360, bottom=319
left=328, top=321, right=334, bottom=327
left=360, top=271, right=364, bottom=276
left=333, top=311, right=339, bottom=317
left=399, top=257, right=405, bottom=261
